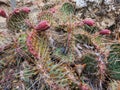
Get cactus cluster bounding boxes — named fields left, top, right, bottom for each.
left=0, top=1, right=120, bottom=90
left=24, top=3, right=108, bottom=89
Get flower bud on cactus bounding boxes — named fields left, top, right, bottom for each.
left=83, top=19, right=95, bottom=26
left=99, top=29, right=111, bottom=35
left=21, top=7, right=31, bottom=13
left=13, top=8, right=20, bottom=14
left=49, top=8, right=56, bottom=13
left=34, top=21, right=50, bottom=31
left=0, top=9, right=7, bottom=18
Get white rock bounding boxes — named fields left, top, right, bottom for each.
left=76, top=0, right=87, bottom=8
left=88, top=0, right=102, bottom=3
left=104, top=0, right=113, bottom=5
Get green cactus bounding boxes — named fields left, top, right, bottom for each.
left=75, top=34, right=95, bottom=46
left=18, top=33, right=28, bottom=51
left=26, top=30, right=50, bottom=60
left=84, top=25, right=99, bottom=34
left=81, top=53, right=98, bottom=75
left=60, top=2, right=75, bottom=15
left=7, top=8, right=30, bottom=32
left=42, top=3, right=55, bottom=10
left=108, top=43, right=120, bottom=80
left=46, top=61, right=76, bottom=88
left=26, top=28, right=80, bottom=89
left=37, top=11, right=53, bottom=25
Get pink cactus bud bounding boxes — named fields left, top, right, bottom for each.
left=0, top=9, right=7, bottom=18
left=21, top=7, right=31, bottom=13
left=49, top=8, right=56, bottom=13
left=83, top=19, right=95, bottom=26
left=34, top=21, right=50, bottom=31
left=13, top=8, right=20, bottom=14
left=99, top=29, right=111, bottom=35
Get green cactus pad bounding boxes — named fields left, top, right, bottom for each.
left=42, top=3, right=55, bottom=10
left=81, top=53, right=98, bottom=75
left=26, top=30, right=50, bottom=60
left=75, top=34, right=94, bottom=46
left=108, top=44, right=120, bottom=80
left=45, top=60, right=78, bottom=88
left=37, top=11, right=53, bottom=25
left=60, top=2, right=75, bottom=15
left=18, top=33, right=28, bottom=51
left=7, top=10, right=29, bottom=32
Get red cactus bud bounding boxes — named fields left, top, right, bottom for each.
left=49, top=8, right=56, bottom=13
left=83, top=19, right=95, bottom=26
left=34, top=21, right=50, bottom=31
left=0, top=9, right=7, bottom=18
left=13, top=8, right=20, bottom=14
left=21, top=7, right=31, bottom=13
left=99, top=29, right=111, bottom=35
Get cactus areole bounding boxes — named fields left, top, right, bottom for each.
left=34, top=21, right=50, bottom=32
left=0, top=9, right=7, bottom=18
